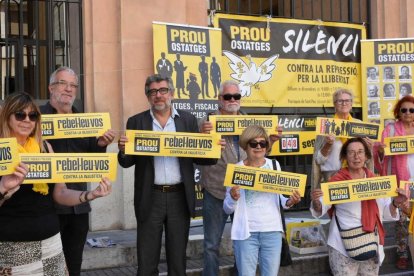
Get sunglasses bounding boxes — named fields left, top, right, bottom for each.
left=400, top=108, right=414, bottom=114
left=222, top=94, right=242, bottom=101
left=248, top=140, right=268, bottom=149
left=14, top=111, right=39, bottom=122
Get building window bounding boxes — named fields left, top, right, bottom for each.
left=0, top=0, right=83, bottom=101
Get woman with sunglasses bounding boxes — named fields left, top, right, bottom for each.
left=0, top=92, right=112, bottom=275
left=311, top=137, right=406, bottom=275
left=223, top=125, right=301, bottom=276
left=374, top=95, right=414, bottom=270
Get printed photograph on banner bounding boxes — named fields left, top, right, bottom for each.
left=209, top=115, right=278, bottom=135
left=402, top=181, right=414, bottom=202
left=21, top=153, right=117, bottom=183
left=125, top=130, right=221, bottom=158
left=0, top=138, right=20, bottom=176
left=41, top=113, right=111, bottom=139
left=152, top=22, right=222, bottom=119
left=269, top=115, right=316, bottom=156
left=383, top=135, right=414, bottom=155
left=214, top=14, right=366, bottom=108
left=361, top=38, right=414, bottom=125
left=321, top=175, right=397, bottom=205
left=316, top=117, right=380, bottom=140
left=223, top=163, right=307, bottom=196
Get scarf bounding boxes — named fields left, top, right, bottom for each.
left=17, top=137, right=49, bottom=195
left=327, top=167, right=385, bottom=245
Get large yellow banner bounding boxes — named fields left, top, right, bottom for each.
left=153, top=22, right=222, bottom=119
left=21, top=153, right=117, bottom=183
left=316, top=117, right=380, bottom=140
left=361, top=38, right=414, bottom=126
left=321, top=175, right=397, bottom=205
left=41, top=113, right=111, bottom=139
left=125, top=130, right=221, bottom=158
left=0, top=138, right=20, bottom=176
left=214, top=14, right=366, bottom=107
left=224, top=163, right=307, bottom=196
left=270, top=115, right=316, bottom=156
left=209, top=115, right=278, bottom=135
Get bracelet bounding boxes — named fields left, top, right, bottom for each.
left=79, top=191, right=86, bottom=203
left=84, top=191, right=91, bottom=202
left=392, top=200, right=400, bottom=209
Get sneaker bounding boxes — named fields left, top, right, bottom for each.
left=396, top=257, right=408, bottom=270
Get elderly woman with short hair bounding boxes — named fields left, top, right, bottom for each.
left=224, top=125, right=301, bottom=275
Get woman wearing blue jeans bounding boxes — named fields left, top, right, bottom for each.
left=223, top=125, right=301, bottom=275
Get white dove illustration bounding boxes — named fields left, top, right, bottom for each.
left=222, top=50, right=279, bottom=97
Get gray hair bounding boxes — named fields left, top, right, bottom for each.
left=144, top=74, right=175, bottom=95
left=332, top=88, right=354, bottom=103
left=218, top=80, right=240, bottom=96
left=49, top=66, right=79, bottom=85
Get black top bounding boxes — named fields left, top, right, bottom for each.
left=40, top=102, right=107, bottom=214
left=0, top=183, right=59, bottom=241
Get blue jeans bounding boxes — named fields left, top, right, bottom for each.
left=233, top=231, right=282, bottom=276
left=202, top=190, right=230, bottom=276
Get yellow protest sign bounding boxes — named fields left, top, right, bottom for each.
left=321, top=175, right=397, bottom=205
left=384, top=136, right=414, bottom=155
left=0, top=138, right=20, bottom=176
left=209, top=115, right=278, bottom=135
left=361, top=38, right=414, bottom=126
left=125, top=130, right=221, bottom=158
left=402, top=181, right=414, bottom=202
left=270, top=115, right=316, bottom=156
left=41, top=113, right=111, bottom=139
left=223, top=163, right=307, bottom=196
left=316, top=117, right=380, bottom=140
left=21, top=153, right=117, bottom=183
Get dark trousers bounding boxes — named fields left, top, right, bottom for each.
left=136, top=189, right=190, bottom=276
left=59, top=213, right=89, bottom=276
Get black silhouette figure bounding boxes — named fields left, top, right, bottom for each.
left=198, top=55, right=209, bottom=99
left=345, top=121, right=351, bottom=136
left=210, top=56, right=221, bottom=98
left=186, top=73, right=201, bottom=100
left=156, top=52, right=173, bottom=78
left=174, top=54, right=188, bottom=98
left=331, top=120, right=336, bottom=134
left=341, top=121, right=346, bottom=136
left=324, top=119, right=331, bottom=134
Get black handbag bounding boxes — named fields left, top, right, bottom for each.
left=272, top=159, right=293, bottom=266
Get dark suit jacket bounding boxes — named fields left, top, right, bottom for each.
left=118, top=109, right=216, bottom=222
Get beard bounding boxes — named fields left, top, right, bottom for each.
left=152, top=98, right=172, bottom=112
left=219, top=101, right=240, bottom=113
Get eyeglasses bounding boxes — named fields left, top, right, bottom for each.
left=400, top=108, right=414, bottom=114
left=147, top=87, right=170, bottom=96
left=222, top=94, right=242, bottom=101
left=14, top=111, right=39, bottom=122
left=52, top=80, right=79, bottom=89
left=346, top=150, right=365, bottom=157
left=248, top=140, right=268, bottom=149
left=335, top=99, right=352, bottom=105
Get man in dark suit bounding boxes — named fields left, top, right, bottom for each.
left=117, top=74, right=216, bottom=276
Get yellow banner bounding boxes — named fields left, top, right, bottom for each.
left=316, top=117, right=380, bottom=140
left=41, top=113, right=111, bottom=139
left=21, top=153, right=117, bottom=183
left=223, top=163, right=307, bottom=196
left=270, top=115, right=316, bottom=156
left=384, top=136, right=414, bottom=155
left=361, top=38, right=414, bottom=126
left=209, top=115, right=278, bottom=135
left=214, top=14, right=366, bottom=108
left=321, top=175, right=397, bottom=205
left=402, top=181, right=414, bottom=202
left=153, top=22, right=222, bottom=119
left=0, top=138, right=20, bottom=176
left=125, top=130, right=221, bottom=158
